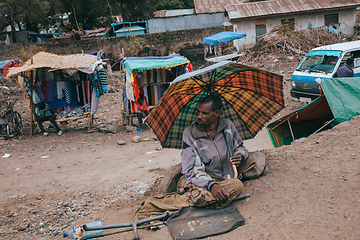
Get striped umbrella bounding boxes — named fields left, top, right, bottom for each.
left=145, top=61, right=284, bottom=149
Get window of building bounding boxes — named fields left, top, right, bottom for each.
left=281, top=18, right=295, bottom=30
left=325, top=14, right=339, bottom=26
left=256, top=18, right=266, bottom=42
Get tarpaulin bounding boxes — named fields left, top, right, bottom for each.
left=203, top=32, right=246, bottom=46
left=120, top=54, right=189, bottom=76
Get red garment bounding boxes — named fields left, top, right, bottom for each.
left=134, top=99, right=150, bottom=112
left=187, top=63, right=193, bottom=73
left=131, top=75, right=140, bottom=101
left=85, top=80, right=91, bottom=104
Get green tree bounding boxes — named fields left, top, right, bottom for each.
left=155, top=0, right=194, bottom=11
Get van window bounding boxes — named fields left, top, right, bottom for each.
left=340, top=50, right=360, bottom=68
left=296, top=50, right=341, bottom=73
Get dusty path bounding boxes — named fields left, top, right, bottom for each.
left=1, top=65, right=359, bottom=239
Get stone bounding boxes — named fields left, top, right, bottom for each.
left=126, top=125, right=137, bottom=132
left=132, top=136, right=141, bottom=143
left=117, top=140, right=126, bottom=145
left=105, top=124, right=116, bottom=133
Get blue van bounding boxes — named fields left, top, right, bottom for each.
left=290, top=40, right=360, bottom=102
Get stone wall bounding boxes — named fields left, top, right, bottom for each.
left=0, top=26, right=232, bottom=70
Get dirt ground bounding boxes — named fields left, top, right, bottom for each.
left=1, top=60, right=359, bottom=240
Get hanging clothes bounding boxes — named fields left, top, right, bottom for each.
left=40, top=82, right=48, bottom=101
left=90, top=88, right=100, bottom=115
left=57, top=81, right=65, bottom=99
left=23, top=75, right=32, bottom=96
left=147, top=85, right=152, bottom=106
left=64, top=81, right=72, bottom=104
left=46, top=81, right=55, bottom=102
left=81, top=81, right=87, bottom=105
left=97, top=68, right=108, bottom=93
left=85, top=80, right=91, bottom=104
left=52, top=80, right=57, bottom=99
left=35, top=83, right=45, bottom=102
left=74, top=81, right=84, bottom=106
left=131, top=74, right=140, bottom=101
left=32, top=90, right=41, bottom=104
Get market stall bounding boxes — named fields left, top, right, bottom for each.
left=120, top=54, right=192, bottom=123
left=203, top=31, right=246, bottom=62
left=7, top=51, right=108, bottom=136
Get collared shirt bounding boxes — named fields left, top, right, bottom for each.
left=35, top=103, right=53, bottom=118
left=181, top=118, right=248, bottom=191
left=332, top=64, right=354, bottom=78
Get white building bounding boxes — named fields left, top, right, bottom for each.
left=225, top=0, right=360, bottom=50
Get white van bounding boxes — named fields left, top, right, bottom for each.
left=290, top=40, right=360, bottom=101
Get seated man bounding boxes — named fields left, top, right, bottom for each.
left=135, top=94, right=267, bottom=220
left=35, top=102, right=62, bottom=136
left=332, top=58, right=354, bottom=78
left=134, top=94, right=150, bottom=131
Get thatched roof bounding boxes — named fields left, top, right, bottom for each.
left=7, top=52, right=100, bottom=77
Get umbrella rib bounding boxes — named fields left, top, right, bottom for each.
left=216, top=71, right=240, bottom=93
left=192, top=76, right=207, bottom=89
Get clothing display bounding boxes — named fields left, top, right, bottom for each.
left=122, top=63, right=192, bottom=114
left=29, top=68, right=108, bottom=120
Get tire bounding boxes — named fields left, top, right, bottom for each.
left=8, top=111, right=22, bottom=135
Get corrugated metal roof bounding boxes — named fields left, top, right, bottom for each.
left=154, top=9, right=195, bottom=18
left=226, top=0, right=360, bottom=21
left=194, top=0, right=246, bottom=14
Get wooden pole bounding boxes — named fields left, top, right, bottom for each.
left=29, top=70, right=35, bottom=136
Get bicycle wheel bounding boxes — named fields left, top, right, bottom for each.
left=8, top=111, right=23, bottom=135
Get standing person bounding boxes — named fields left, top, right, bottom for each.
left=35, top=102, right=62, bottom=136
left=332, top=58, right=354, bottom=78
left=134, top=94, right=150, bottom=132
left=135, top=94, right=267, bottom=220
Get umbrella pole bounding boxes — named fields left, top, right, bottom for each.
left=287, top=119, right=295, bottom=141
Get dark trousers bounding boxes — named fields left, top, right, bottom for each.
left=137, top=110, right=149, bottom=128
left=36, top=115, right=61, bottom=133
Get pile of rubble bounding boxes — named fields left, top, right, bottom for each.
left=238, top=26, right=347, bottom=65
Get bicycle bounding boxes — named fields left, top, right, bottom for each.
left=0, top=93, right=23, bottom=137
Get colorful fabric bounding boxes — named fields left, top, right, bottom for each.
left=97, top=68, right=108, bottom=93
left=0, top=58, right=22, bottom=79
left=145, top=62, right=284, bottom=149
left=23, top=75, right=32, bottom=96
left=64, top=81, right=71, bottom=104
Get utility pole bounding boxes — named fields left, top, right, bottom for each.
left=71, top=3, right=81, bottom=31
left=106, top=0, right=114, bottom=22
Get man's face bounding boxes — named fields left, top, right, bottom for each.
left=197, top=101, right=220, bottom=129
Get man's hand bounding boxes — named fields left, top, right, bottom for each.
left=210, top=184, right=229, bottom=202
left=230, top=154, right=243, bottom=167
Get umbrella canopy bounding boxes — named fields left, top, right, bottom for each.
left=145, top=61, right=284, bottom=149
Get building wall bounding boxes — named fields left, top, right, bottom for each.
left=233, top=8, right=357, bottom=50
left=148, top=13, right=227, bottom=33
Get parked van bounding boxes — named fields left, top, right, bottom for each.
left=290, top=40, right=360, bottom=102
